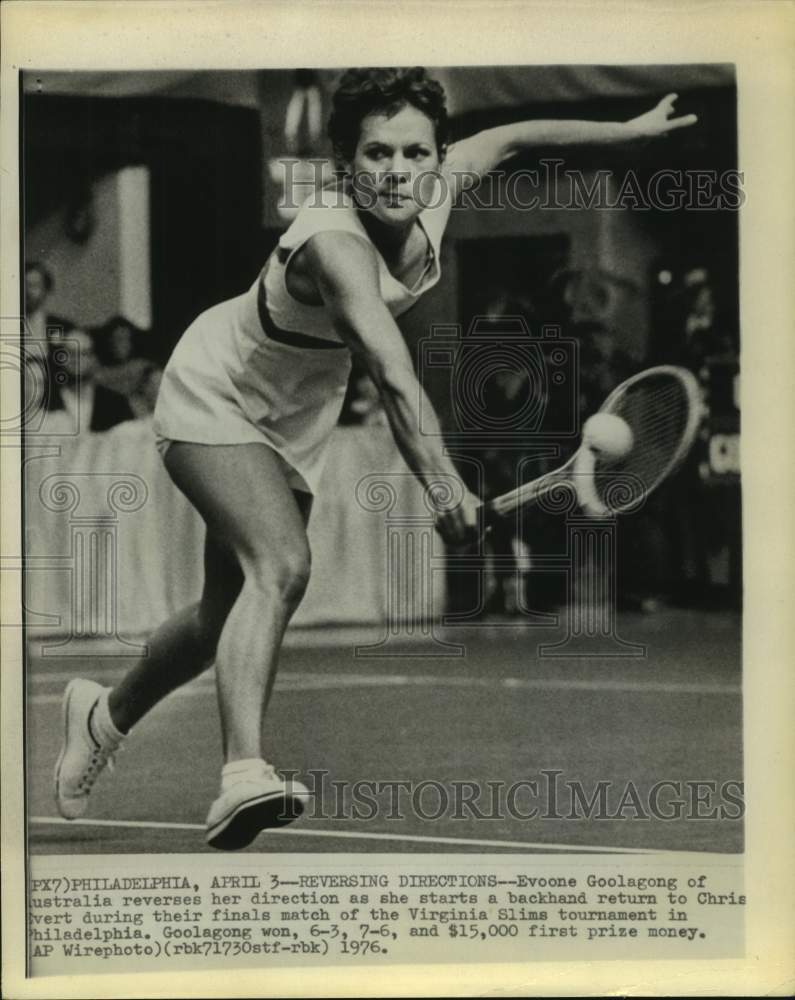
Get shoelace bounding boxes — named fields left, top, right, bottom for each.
left=77, top=745, right=120, bottom=793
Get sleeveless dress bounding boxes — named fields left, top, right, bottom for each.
left=152, top=178, right=453, bottom=494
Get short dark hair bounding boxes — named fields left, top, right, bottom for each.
left=328, top=67, right=448, bottom=164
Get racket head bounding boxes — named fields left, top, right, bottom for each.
left=585, top=365, right=702, bottom=514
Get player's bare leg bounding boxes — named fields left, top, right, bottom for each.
left=54, top=533, right=242, bottom=822
left=56, top=442, right=312, bottom=848
left=160, top=442, right=313, bottom=763
left=108, top=534, right=244, bottom=733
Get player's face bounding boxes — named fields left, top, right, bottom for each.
left=348, top=104, right=442, bottom=226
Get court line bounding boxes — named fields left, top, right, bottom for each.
left=28, top=671, right=741, bottom=706
left=29, top=815, right=670, bottom=854
left=26, top=627, right=454, bottom=654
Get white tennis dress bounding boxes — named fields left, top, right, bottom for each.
left=153, top=178, right=453, bottom=494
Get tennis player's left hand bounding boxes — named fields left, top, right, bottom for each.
left=626, top=94, right=698, bottom=138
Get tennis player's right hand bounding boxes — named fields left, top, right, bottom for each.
left=433, top=489, right=481, bottom=548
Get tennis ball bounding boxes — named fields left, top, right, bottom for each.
left=582, top=413, right=634, bottom=459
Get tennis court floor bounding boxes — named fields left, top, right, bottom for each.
left=26, top=609, right=742, bottom=855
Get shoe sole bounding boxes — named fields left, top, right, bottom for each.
left=53, top=680, right=81, bottom=820
left=206, top=791, right=306, bottom=851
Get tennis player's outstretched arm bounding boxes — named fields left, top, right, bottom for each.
left=303, top=230, right=479, bottom=545
left=446, top=93, right=698, bottom=197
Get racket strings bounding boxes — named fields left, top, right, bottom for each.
left=594, top=377, right=694, bottom=506
left=486, top=366, right=700, bottom=520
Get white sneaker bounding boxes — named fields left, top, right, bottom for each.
left=206, top=763, right=309, bottom=851
left=54, top=679, right=121, bottom=820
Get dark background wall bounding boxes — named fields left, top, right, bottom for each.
left=24, top=93, right=263, bottom=362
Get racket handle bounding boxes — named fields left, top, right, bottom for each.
left=484, top=469, right=563, bottom=520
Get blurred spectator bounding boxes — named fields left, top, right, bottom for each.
left=664, top=267, right=737, bottom=370
left=127, top=362, right=164, bottom=420
left=339, top=359, right=387, bottom=427
left=574, top=320, right=636, bottom=409
left=43, top=328, right=134, bottom=434
left=24, top=261, right=73, bottom=341
left=93, top=315, right=158, bottom=399
left=348, top=373, right=387, bottom=426
left=666, top=268, right=740, bottom=608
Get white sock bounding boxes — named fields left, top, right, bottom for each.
left=89, top=689, right=125, bottom=748
left=221, top=758, right=270, bottom=791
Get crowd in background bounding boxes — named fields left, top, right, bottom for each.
left=24, top=261, right=162, bottom=435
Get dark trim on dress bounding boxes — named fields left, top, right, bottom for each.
left=257, top=281, right=348, bottom=351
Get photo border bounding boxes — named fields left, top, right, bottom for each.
left=2, top=1, right=793, bottom=996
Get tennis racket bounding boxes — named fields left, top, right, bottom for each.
left=485, top=365, right=702, bottom=520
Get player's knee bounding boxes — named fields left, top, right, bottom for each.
left=248, top=548, right=311, bottom=608
left=273, top=551, right=312, bottom=606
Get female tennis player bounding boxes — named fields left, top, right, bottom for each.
left=54, top=68, right=696, bottom=850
